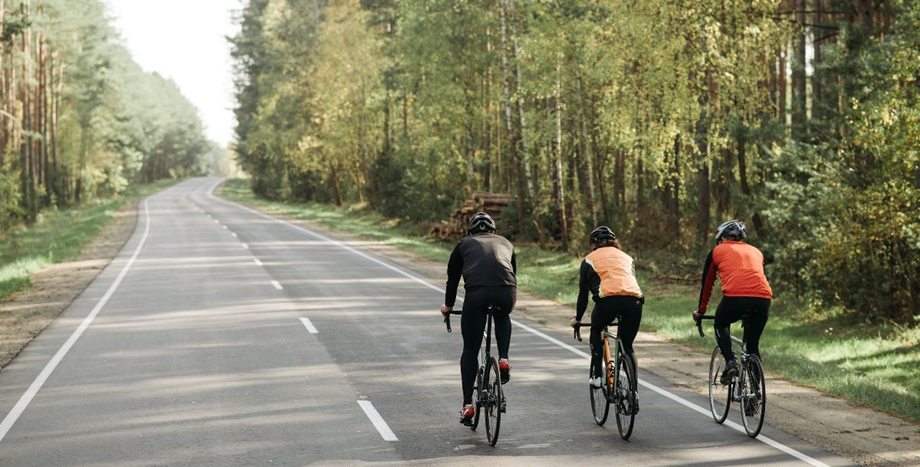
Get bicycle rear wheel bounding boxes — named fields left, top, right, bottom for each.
left=708, top=347, right=731, bottom=424
left=471, top=367, right=482, bottom=431
left=590, top=359, right=610, bottom=425
left=740, top=355, right=766, bottom=437
left=614, top=352, right=636, bottom=440
left=484, top=357, right=503, bottom=446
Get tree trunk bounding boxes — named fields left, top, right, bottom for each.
left=499, top=0, right=525, bottom=233
left=328, top=158, right=342, bottom=206
left=792, top=0, right=807, bottom=139
left=554, top=62, right=568, bottom=249
left=737, top=139, right=765, bottom=233
left=508, top=0, right=534, bottom=203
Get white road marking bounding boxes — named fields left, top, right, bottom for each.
left=299, top=318, right=318, bottom=334
left=271, top=280, right=283, bottom=290
left=357, top=400, right=398, bottom=441
left=222, top=225, right=228, bottom=230
left=208, top=180, right=831, bottom=467
left=253, top=258, right=263, bottom=266
left=231, top=232, right=238, bottom=237
left=0, top=199, right=154, bottom=444
left=241, top=243, right=249, bottom=249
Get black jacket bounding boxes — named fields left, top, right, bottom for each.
left=444, top=233, right=517, bottom=307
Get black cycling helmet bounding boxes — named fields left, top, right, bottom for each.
left=714, top=220, right=747, bottom=241
left=468, top=212, right=496, bottom=234
left=589, top=225, right=617, bottom=245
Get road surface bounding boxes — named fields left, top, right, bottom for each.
left=0, top=178, right=854, bottom=466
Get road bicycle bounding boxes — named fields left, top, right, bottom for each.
left=445, top=305, right=505, bottom=446
left=575, top=319, right=637, bottom=440
left=695, top=314, right=766, bottom=437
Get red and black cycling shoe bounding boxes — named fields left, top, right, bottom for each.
left=459, top=405, right=475, bottom=425
left=499, top=359, right=511, bottom=384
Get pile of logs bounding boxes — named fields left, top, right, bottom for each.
left=430, top=192, right=515, bottom=241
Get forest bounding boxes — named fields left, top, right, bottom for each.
left=231, top=0, right=919, bottom=322
left=0, top=0, right=212, bottom=227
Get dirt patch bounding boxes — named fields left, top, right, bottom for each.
left=0, top=201, right=139, bottom=369
left=225, top=194, right=920, bottom=467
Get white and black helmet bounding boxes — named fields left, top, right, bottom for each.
left=714, top=220, right=747, bottom=241
left=468, top=212, right=496, bottom=234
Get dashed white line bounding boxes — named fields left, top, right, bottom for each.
left=241, top=243, right=249, bottom=249
left=271, top=280, right=283, bottom=290
left=357, top=400, right=398, bottom=441
left=0, top=199, right=154, bottom=444
left=208, top=182, right=832, bottom=467
left=299, top=318, right=318, bottom=334
left=222, top=225, right=228, bottom=230
left=253, top=258, right=263, bottom=266
left=231, top=232, right=238, bottom=237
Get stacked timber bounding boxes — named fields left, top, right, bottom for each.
left=430, top=192, right=515, bottom=241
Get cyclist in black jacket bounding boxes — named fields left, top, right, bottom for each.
left=440, top=212, right=517, bottom=425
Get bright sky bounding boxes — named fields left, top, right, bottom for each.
left=107, top=0, right=242, bottom=147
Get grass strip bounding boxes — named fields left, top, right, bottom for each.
left=0, top=179, right=181, bottom=301
left=220, top=178, right=920, bottom=421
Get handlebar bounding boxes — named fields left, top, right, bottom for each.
left=573, top=322, right=591, bottom=342
left=695, top=314, right=714, bottom=337
left=443, top=310, right=462, bottom=333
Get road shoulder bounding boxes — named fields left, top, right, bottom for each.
left=218, top=189, right=919, bottom=467
left=0, top=201, right=140, bottom=369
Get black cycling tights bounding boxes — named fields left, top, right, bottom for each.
left=590, top=296, right=643, bottom=379
left=713, top=296, right=770, bottom=362
left=461, top=286, right=515, bottom=405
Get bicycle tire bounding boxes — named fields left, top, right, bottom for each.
left=614, top=351, right=636, bottom=440
left=708, top=347, right=731, bottom=424
left=471, top=367, right=482, bottom=431
left=740, top=354, right=766, bottom=437
left=484, top=357, right=502, bottom=446
left=590, top=358, right=610, bottom=426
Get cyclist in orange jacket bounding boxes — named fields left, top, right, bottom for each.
left=693, top=220, right=772, bottom=384
left=570, top=226, right=643, bottom=398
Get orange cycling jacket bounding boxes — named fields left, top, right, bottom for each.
left=576, top=247, right=643, bottom=320
left=697, top=241, right=772, bottom=313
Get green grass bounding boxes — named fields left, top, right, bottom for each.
left=221, top=178, right=920, bottom=422
left=0, top=179, right=181, bottom=301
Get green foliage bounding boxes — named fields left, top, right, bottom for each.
left=232, top=0, right=919, bottom=323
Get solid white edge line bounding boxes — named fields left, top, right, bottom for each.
left=207, top=179, right=830, bottom=467
left=357, top=400, right=398, bottom=441
left=299, top=317, right=318, bottom=334
left=271, top=280, right=283, bottom=290
left=0, top=198, right=153, bottom=444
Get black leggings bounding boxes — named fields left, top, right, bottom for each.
left=590, top=296, right=643, bottom=379
left=460, top=286, right=515, bottom=405
left=714, top=296, right=770, bottom=362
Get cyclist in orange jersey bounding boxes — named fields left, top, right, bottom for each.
left=693, top=220, right=772, bottom=384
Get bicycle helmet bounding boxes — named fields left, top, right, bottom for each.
left=589, top=225, right=617, bottom=245
left=468, top=211, right=496, bottom=234
left=714, top=220, right=747, bottom=241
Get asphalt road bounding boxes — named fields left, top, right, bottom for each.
left=0, top=178, right=855, bottom=466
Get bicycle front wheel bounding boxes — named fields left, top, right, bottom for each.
left=708, top=347, right=731, bottom=424
left=740, top=355, right=766, bottom=437
left=590, top=359, right=610, bottom=426
left=614, top=352, right=636, bottom=440
left=484, top=357, right=503, bottom=446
